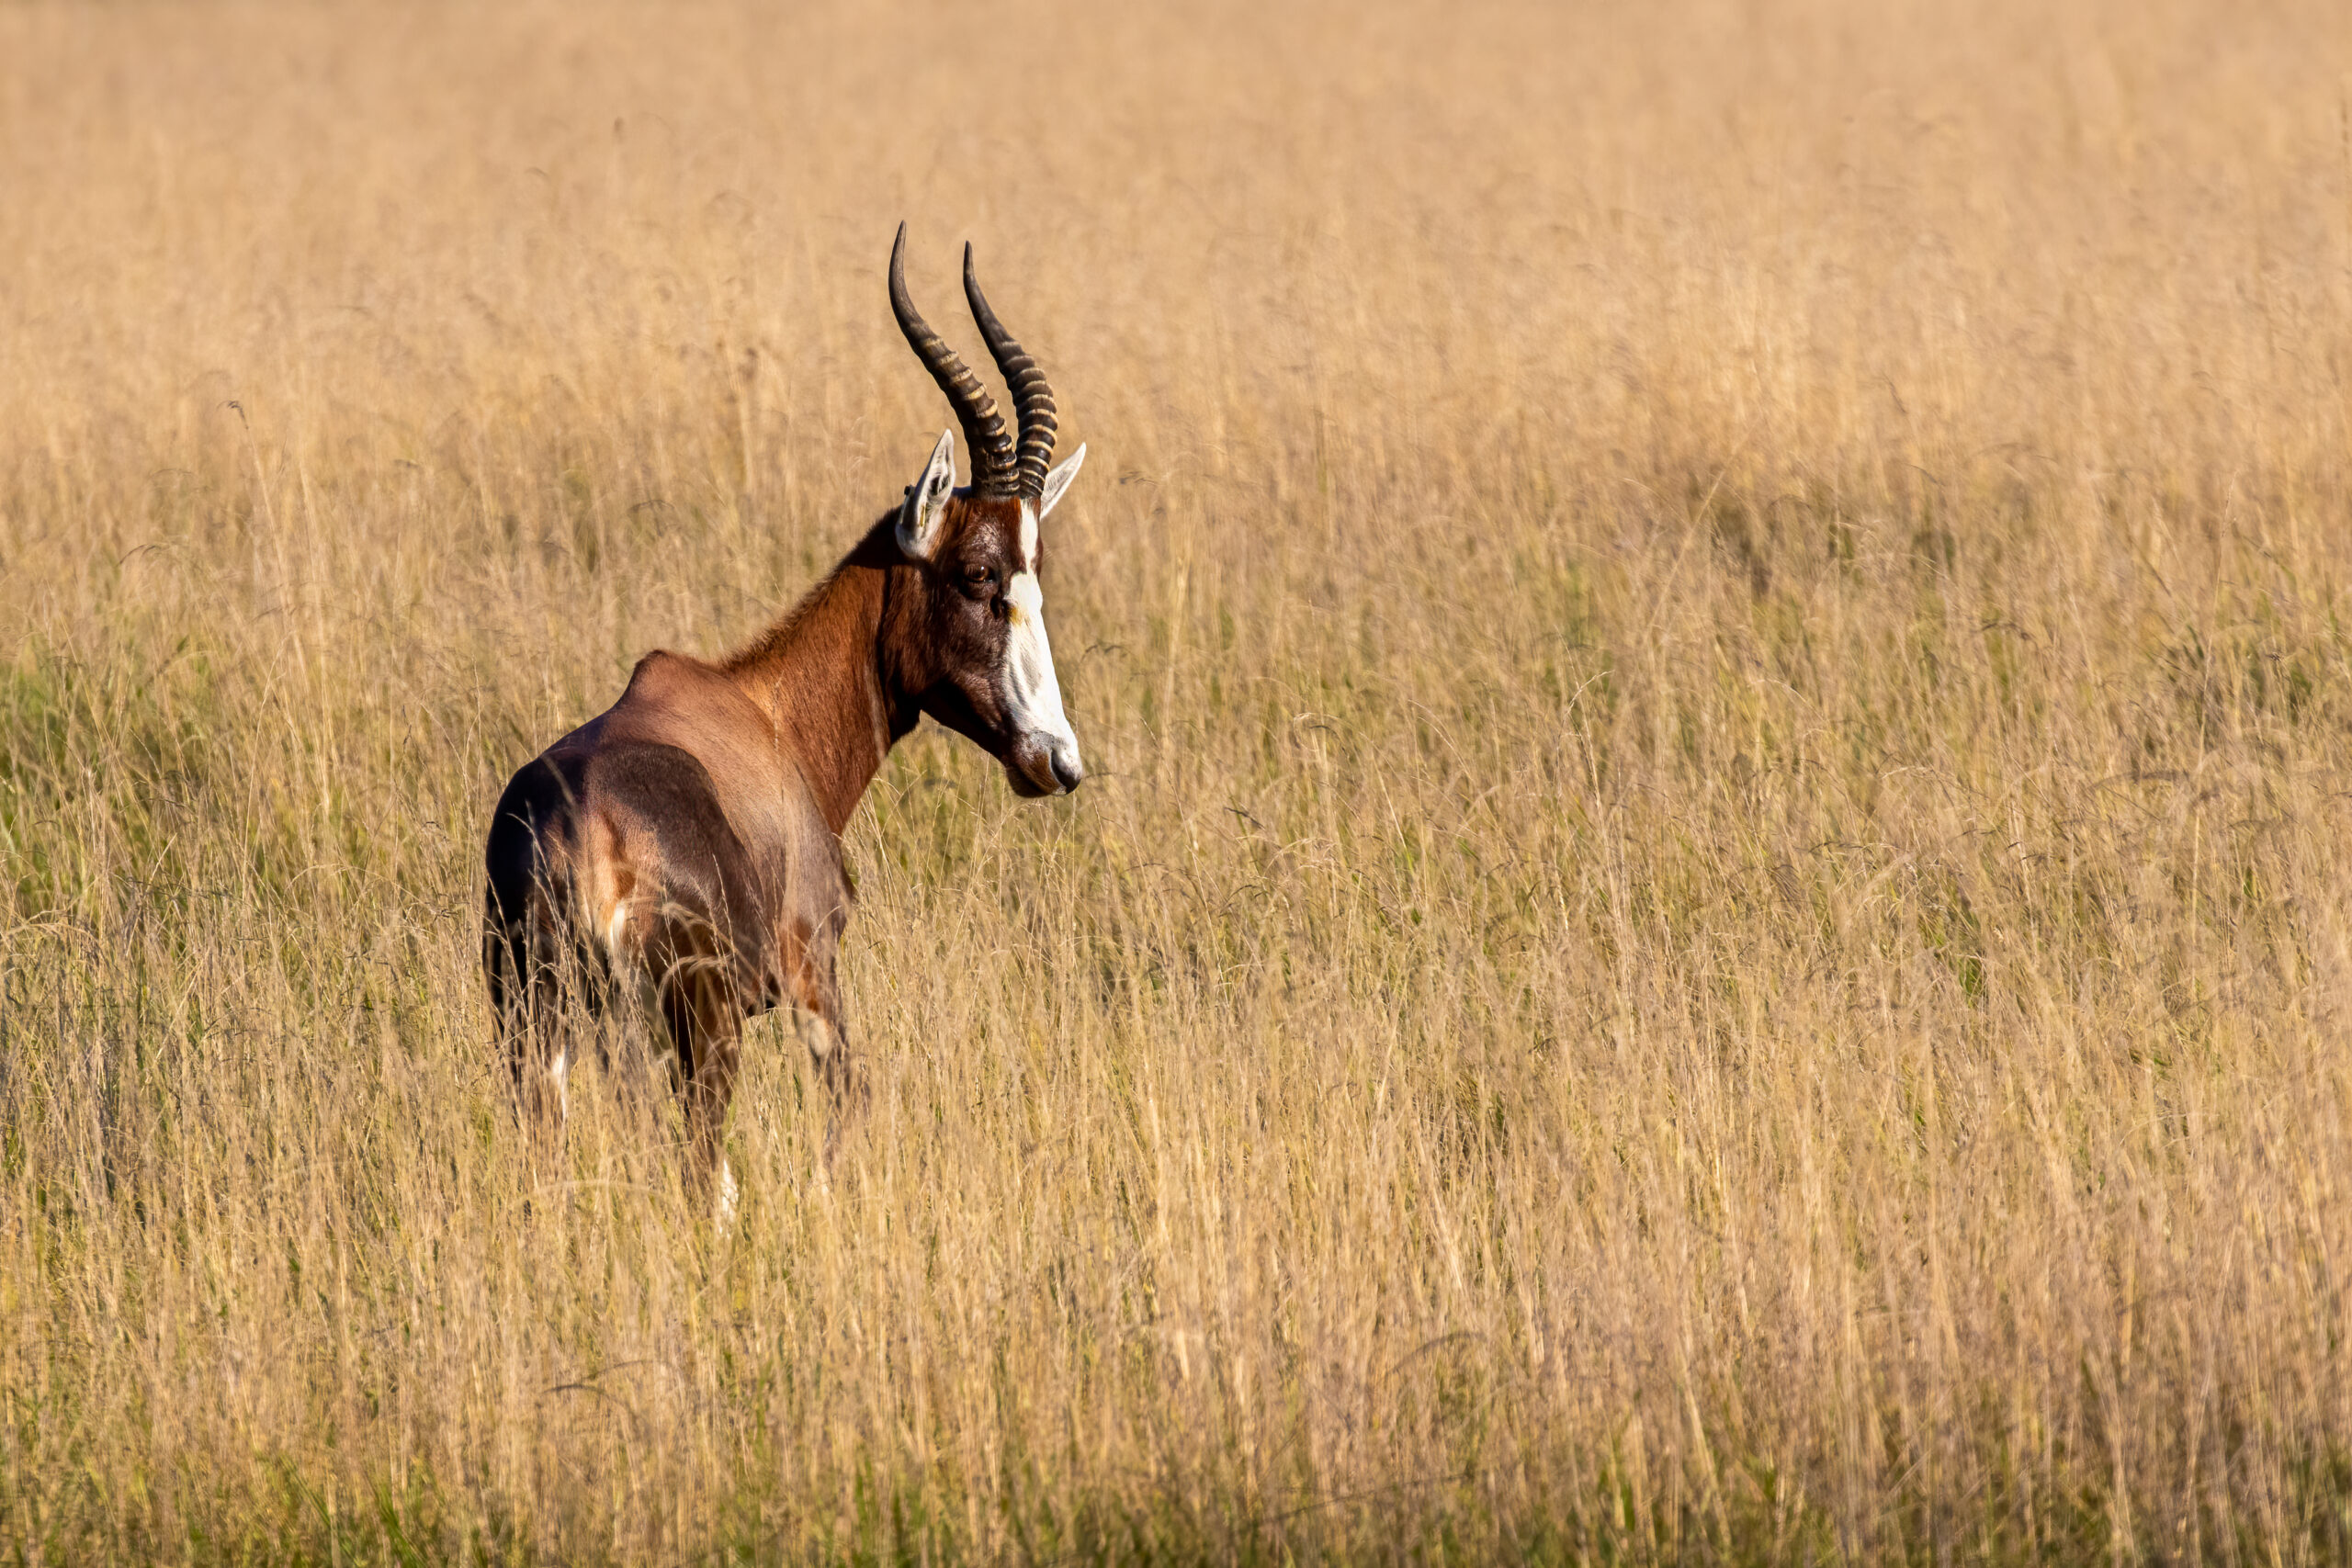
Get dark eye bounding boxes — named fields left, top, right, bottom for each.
left=962, top=563, right=996, bottom=589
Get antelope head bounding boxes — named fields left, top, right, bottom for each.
left=885, top=225, right=1089, bottom=798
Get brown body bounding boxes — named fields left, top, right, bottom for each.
left=481, top=534, right=886, bottom=1181
left=482, top=226, right=1090, bottom=1205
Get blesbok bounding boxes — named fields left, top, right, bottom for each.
left=481, top=226, right=1087, bottom=1213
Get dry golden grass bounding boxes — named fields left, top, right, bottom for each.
left=6, top=0, right=2352, bottom=1560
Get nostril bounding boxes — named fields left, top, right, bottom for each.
left=1051, top=752, right=1085, bottom=792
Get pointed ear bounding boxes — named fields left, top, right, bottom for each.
left=897, top=430, right=956, bottom=560
left=1035, top=443, right=1086, bottom=520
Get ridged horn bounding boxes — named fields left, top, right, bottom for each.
left=889, top=223, right=1016, bottom=495
left=963, top=243, right=1057, bottom=502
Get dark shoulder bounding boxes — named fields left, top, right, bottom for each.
left=602, top=649, right=836, bottom=852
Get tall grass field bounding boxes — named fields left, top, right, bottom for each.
left=6, top=0, right=2352, bottom=1561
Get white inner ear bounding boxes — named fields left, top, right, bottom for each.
left=897, top=430, right=956, bottom=559
left=1035, top=442, right=1086, bottom=520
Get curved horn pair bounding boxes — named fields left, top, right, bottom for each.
left=888, top=223, right=1057, bottom=501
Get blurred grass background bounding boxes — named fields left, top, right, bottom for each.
left=5, top=0, right=2352, bottom=1561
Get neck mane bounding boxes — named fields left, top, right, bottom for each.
left=721, top=519, right=911, bottom=836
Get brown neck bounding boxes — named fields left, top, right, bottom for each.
left=721, top=520, right=914, bottom=836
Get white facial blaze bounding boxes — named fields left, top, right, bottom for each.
left=1004, top=502, right=1080, bottom=774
